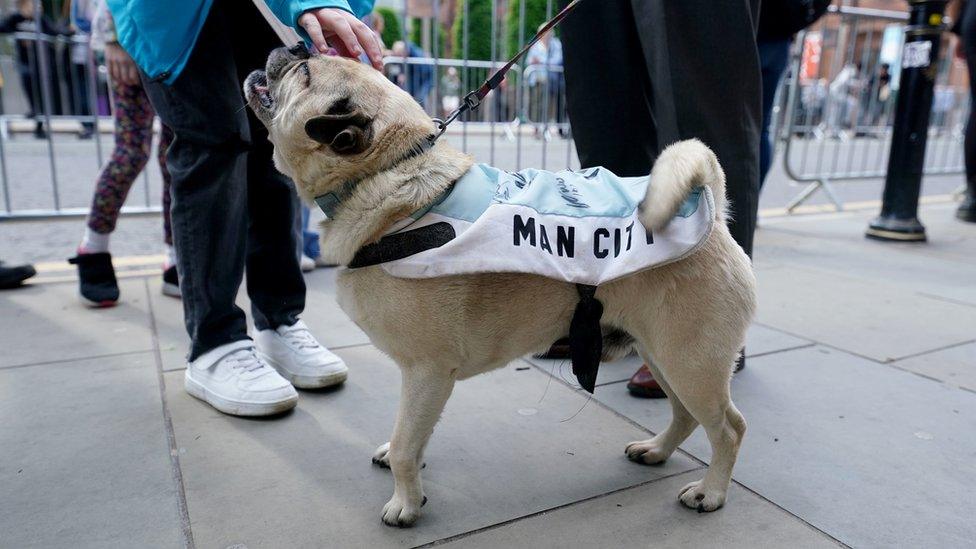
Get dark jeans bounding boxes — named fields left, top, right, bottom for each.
left=143, top=0, right=305, bottom=361
left=758, top=37, right=792, bottom=189
left=961, top=0, right=976, bottom=196
left=560, top=0, right=762, bottom=257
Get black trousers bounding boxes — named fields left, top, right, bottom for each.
left=960, top=0, right=976, bottom=195
left=143, top=0, right=305, bottom=360
left=560, top=0, right=762, bottom=257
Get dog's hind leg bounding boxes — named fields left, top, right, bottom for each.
left=624, top=352, right=699, bottom=465
left=641, top=334, right=746, bottom=512
left=380, top=366, right=455, bottom=527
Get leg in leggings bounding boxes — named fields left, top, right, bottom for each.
left=85, top=79, right=155, bottom=238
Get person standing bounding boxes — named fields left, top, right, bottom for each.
left=106, top=0, right=382, bottom=416
left=952, top=0, right=976, bottom=222
left=558, top=0, right=762, bottom=398
left=69, top=6, right=178, bottom=307
left=756, top=0, right=830, bottom=188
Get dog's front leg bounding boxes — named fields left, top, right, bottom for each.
left=380, top=366, right=455, bottom=527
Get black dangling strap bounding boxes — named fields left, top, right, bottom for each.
left=569, top=283, right=603, bottom=394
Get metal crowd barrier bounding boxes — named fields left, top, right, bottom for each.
left=0, top=30, right=161, bottom=221
left=381, top=55, right=573, bottom=170
left=775, top=4, right=968, bottom=212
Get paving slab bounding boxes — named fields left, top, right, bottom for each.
left=164, top=345, right=698, bottom=548
left=757, top=207, right=976, bottom=306
left=0, top=353, right=184, bottom=548
left=587, top=345, right=976, bottom=548
left=524, top=324, right=813, bottom=387
left=0, top=279, right=153, bottom=368
left=443, top=470, right=838, bottom=549
left=893, top=340, right=976, bottom=392
left=754, top=264, right=976, bottom=362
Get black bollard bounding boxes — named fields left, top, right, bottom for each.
left=866, top=0, right=949, bottom=242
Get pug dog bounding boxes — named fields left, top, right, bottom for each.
left=245, top=47, right=755, bottom=527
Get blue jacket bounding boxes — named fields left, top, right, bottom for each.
left=105, top=0, right=374, bottom=85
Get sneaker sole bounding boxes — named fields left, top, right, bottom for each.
left=258, top=352, right=349, bottom=389
left=161, top=282, right=181, bottom=298
left=184, top=371, right=298, bottom=417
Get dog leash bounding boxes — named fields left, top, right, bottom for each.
left=431, top=0, right=586, bottom=141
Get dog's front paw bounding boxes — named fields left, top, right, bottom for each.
left=678, top=479, right=726, bottom=512
left=372, top=442, right=391, bottom=468
left=381, top=494, right=422, bottom=527
left=625, top=439, right=671, bottom=465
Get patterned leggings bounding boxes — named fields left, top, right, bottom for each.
left=86, top=78, right=175, bottom=244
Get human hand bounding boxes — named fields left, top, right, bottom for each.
left=105, top=42, right=140, bottom=85
left=298, top=8, right=384, bottom=70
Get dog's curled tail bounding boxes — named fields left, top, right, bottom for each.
left=638, top=139, right=726, bottom=231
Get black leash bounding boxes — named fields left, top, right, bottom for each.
left=431, top=0, right=585, bottom=140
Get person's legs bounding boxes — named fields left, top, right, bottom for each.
left=561, top=0, right=656, bottom=176
left=959, top=0, right=976, bottom=221
left=227, top=3, right=306, bottom=331
left=83, top=79, right=155, bottom=245
left=758, top=38, right=792, bottom=189
left=142, top=3, right=253, bottom=360
left=157, top=123, right=181, bottom=298
left=301, top=206, right=321, bottom=260
left=634, top=0, right=762, bottom=257
left=70, top=78, right=156, bottom=306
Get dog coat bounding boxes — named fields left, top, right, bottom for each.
left=347, top=162, right=716, bottom=393
left=352, top=163, right=715, bottom=286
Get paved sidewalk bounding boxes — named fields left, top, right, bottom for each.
left=1, top=202, right=974, bottom=548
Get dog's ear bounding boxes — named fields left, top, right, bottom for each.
left=304, top=111, right=373, bottom=155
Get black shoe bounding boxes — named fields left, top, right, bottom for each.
left=33, top=122, right=47, bottom=139
left=957, top=193, right=976, bottom=223
left=78, top=125, right=95, bottom=140
left=69, top=253, right=119, bottom=307
left=0, top=261, right=36, bottom=289
left=161, top=264, right=181, bottom=298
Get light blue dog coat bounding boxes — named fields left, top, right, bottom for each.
left=364, top=163, right=715, bottom=286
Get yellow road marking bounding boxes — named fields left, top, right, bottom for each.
left=29, top=267, right=162, bottom=285
left=758, top=193, right=956, bottom=219
left=33, top=254, right=166, bottom=274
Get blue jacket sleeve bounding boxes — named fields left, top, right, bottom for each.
left=266, top=0, right=373, bottom=28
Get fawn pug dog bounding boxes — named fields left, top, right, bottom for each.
left=245, top=47, right=755, bottom=527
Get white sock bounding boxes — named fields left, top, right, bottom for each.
left=80, top=228, right=110, bottom=254
left=165, top=245, right=177, bottom=267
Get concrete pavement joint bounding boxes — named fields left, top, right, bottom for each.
left=521, top=357, right=853, bottom=549
left=0, top=349, right=154, bottom=371
left=413, top=467, right=705, bottom=548
left=916, top=292, right=976, bottom=309
left=144, top=279, right=195, bottom=549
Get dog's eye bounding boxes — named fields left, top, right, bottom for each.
left=299, top=61, right=310, bottom=86
left=327, top=97, right=354, bottom=116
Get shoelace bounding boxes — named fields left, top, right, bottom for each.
left=282, top=326, right=321, bottom=350
left=224, top=348, right=267, bottom=373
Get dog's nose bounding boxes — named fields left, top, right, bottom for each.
left=266, top=45, right=309, bottom=82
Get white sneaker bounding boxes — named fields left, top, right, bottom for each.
left=255, top=320, right=348, bottom=389
left=184, top=340, right=298, bottom=416
left=300, top=254, right=316, bottom=272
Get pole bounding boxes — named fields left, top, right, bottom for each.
left=866, top=0, right=948, bottom=242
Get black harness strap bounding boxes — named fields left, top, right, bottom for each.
left=348, top=222, right=456, bottom=269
